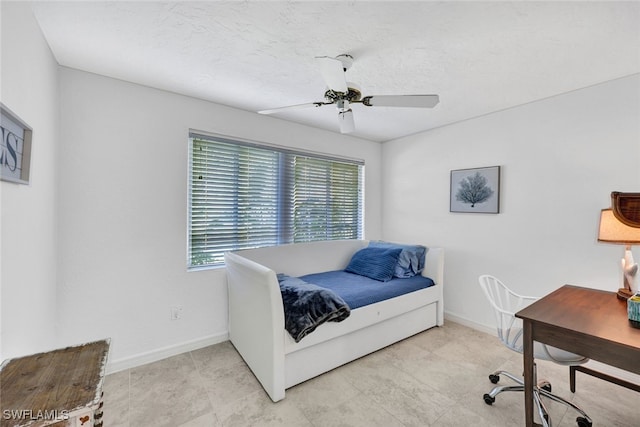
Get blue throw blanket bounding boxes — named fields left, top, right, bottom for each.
left=277, top=274, right=351, bottom=342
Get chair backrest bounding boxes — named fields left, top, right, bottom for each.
left=478, top=275, right=537, bottom=353
left=478, top=275, right=588, bottom=365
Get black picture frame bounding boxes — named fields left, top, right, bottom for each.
left=450, top=166, right=500, bottom=213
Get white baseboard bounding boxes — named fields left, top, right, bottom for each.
left=106, top=332, right=228, bottom=374
left=105, top=314, right=493, bottom=375
left=444, top=310, right=496, bottom=336
left=103, top=313, right=492, bottom=375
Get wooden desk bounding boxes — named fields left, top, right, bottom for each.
left=1, top=339, right=110, bottom=427
left=516, top=285, right=640, bottom=427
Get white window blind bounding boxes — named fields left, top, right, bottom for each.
left=188, top=133, right=363, bottom=268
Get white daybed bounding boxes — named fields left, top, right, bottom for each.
left=224, top=239, right=444, bottom=402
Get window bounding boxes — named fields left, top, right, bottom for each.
left=188, top=132, right=364, bottom=268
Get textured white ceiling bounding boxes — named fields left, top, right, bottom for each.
left=31, top=1, right=640, bottom=142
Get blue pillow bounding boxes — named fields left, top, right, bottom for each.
left=368, top=241, right=427, bottom=278
left=345, top=247, right=403, bottom=282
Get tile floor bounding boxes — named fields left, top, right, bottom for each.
left=103, top=322, right=638, bottom=426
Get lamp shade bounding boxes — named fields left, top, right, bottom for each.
left=598, top=208, right=640, bottom=244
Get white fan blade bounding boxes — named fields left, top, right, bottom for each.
left=338, top=109, right=355, bottom=134
left=315, top=56, right=348, bottom=93
left=363, top=95, right=439, bottom=108
left=258, top=102, right=326, bottom=115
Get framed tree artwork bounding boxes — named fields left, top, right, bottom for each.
left=450, top=166, right=500, bottom=213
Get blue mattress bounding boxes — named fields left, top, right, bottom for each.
left=299, top=270, right=435, bottom=310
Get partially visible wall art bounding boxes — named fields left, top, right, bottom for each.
left=1, top=103, right=32, bottom=185
left=450, top=166, right=500, bottom=213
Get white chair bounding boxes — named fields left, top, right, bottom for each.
left=478, top=275, right=592, bottom=427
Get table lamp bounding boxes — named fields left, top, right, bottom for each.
left=598, top=208, right=640, bottom=299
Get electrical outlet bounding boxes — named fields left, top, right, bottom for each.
left=170, top=305, right=183, bottom=320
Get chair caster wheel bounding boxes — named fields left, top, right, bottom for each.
left=489, top=374, right=500, bottom=384
left=576, top=417, right=592, bottom=427
left=483, top=393, right=495, bottom=405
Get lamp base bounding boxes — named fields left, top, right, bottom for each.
left=617, top=288, right=634, bottom=300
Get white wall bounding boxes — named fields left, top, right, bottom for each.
left=381, top=74, right=640, bottom=332
left=57, top=68, right=382, bottom=369
left=0, top=2, right=59, bottom=360
left=3, top=0, right=638, bottom=371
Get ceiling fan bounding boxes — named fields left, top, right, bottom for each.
left=258, top=54, right=440, bottom=134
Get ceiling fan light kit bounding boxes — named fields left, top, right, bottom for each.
left=258, top=54, right=440, bottom=134
left=338, top=109, right=355, bottom=134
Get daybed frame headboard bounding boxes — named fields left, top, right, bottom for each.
left=233, top=239, right=368, bottom=277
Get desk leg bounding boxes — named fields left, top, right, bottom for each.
left=523, top=320, right=534, bottom=427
